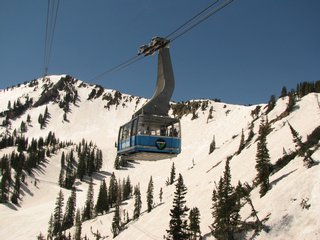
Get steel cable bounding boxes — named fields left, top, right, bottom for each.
left=90, top=0, right=234, bottom=82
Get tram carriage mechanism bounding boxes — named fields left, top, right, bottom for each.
left=117, top=37, right=181, bottom=160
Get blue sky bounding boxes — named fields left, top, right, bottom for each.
left=1, top=0, right=319, bottom=105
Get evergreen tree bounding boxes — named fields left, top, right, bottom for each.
left=26, top=114, right=31, bottom=124
left=44, top=106, right=50, bottom=120
left=47, top=214, right=54, bottom=240
left=77, top=154, right=86, bottom=181
left=53, top=190, right=64, bottom=237
left=207, top=106, right=214, bottom=123
left=0, top=157, right=11, bottom=203
left=95, top=180, right=109, bottom=215
left=87, top=149, right=95, bottom=175
left=95, top=149, right=103, bottom=171
left=114, top=155, right=120, bottom=170
left=209, top=135, right=216, bottom=154
left=280, top=86, right=287, bottom=98
left=146, top=176, right=154, bottom=212
left=159, top=187, right=163, bottom=203
left=170, top=162, right=176, bottom=185
left=211, top=158, right=242, bottom=240
left=133, top=184, right=142, bottom=219
left=65, top=152, right=76, bottom=189
left=266, top=94, right=276, bottom=114
left=123, top=176, right=132, bottom=200
left=37, top=232, right=46, bottom=240
left=20, top=121, right=27, bottom=133
left=189, top=207, right=201, bottom=240
left=166, top=174, right=189, bottom=240
left=108, top=173, right=118, bottom=208
left=62, top=188, right=77, bottom=230
left=111, top=193, right=122, bottom=238
left=59, top=168, right=65, bottom=187
left=38, top=113, right=44, bottom=129
left=237, top=129, right=245, bottom=155
left=285, top=92, right=296, bottom=113
left=288, top=122, right=315, bottom=168
left=83, top=178, right=95, bottom=221
left=255, top=121, right=271, bottom=197
left=11, top=171, right=21, bottom=204
left=74, top=209, right=82, bottom=240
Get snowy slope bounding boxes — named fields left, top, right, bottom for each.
left=0, top=75, right=319, bottom=240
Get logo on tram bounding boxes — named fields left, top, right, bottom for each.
left=155, top=139, right=166, bottom=150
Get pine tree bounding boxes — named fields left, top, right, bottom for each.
left=285, top=92, right=296, bottom=113
left=133, top=184, right=142, bottom=219
left=114, top=155, right=120, bottom=170
left=53, top=190, right=64, bottom=237
left=146, top=176, right=154, bottom=212
left=123, top=176, right=132, bottom=200
left=166, top=174, right=189, bottom=240
left=108, top=173, right=118, bottom=208
left=189, top=207, right=201, bottom=239
left=47, top=214, right=54, bottom=240
left=159, top=187, right=163, bottom=203
left=237, top=129, right=245, bottom=155
left=37, top=232, right=46, bottom=240
left=255, top=121, right=271, bottom=197
left=20, top=120, right=27, bottom=133
left=266, top=94, right=276, bottom=114
left=62, top=188, right=77, bottom=230
left=280, top=86, right=287, bottom=98
left=95, top=180, right=109, bottom=215
left=170, top=162, right=176, bottom=185
left=207, top=106, right=214, bottom=123
left=11, top=171, right=21, bottom=204
left=288, top=122, right=315, bottom=168
left=111, top=192, right=122, bottom=238
left=83, top=178, right=95, bottom=221
left=38, top=113, right=44, bottom=129
left=58, top=167, right=65, bottom=187
left=95, top=149, right=103, bottom=171
left=26, top=114, right=31, bottom=124
left=209, top=135, right=216, bottom=154
left=74, top=209, right=82, bottom=240
left=211, top=158, right=242, bottom=240
left=77, top=154, right=86, bottom=181
left=0, top=157, right=11, bottom=203
left=65, top=152, right=76, bottom=189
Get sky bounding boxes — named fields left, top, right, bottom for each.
left=0, top=0, right=319, bottom=105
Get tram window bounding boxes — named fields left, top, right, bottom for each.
left=169, top=123, right=180, bottom=137
left=160, top=125, right=167, bottom=136
left=122, top=123, right=131, bottom=140
left=119, top=127, right=123, bottom=141
left=132, top=119, right=138, bottom=136
left=138, top=123, right=150, bottom=135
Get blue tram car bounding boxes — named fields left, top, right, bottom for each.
left=117, top=115, right=181, bottom=160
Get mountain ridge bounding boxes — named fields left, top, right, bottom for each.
left=0, top=75, right=319, bottom=240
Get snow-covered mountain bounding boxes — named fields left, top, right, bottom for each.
left=0, top=75, right=319, bottom=240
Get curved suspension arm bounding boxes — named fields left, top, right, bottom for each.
left=134, top=46, right=174, bottom=117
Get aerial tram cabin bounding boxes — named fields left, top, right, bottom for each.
left=117, top=115, right=181, bottom=160
left=116, top=37, right=181, bottom=160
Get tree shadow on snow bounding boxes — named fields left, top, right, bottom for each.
left=91, top=170, right=112, bottom=181
left=3, top=202, right=19, bottom=211
left=270, top=169, right=297, bottom=187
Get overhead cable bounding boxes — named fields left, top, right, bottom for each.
left=43, top=0, right=60, bottom=76
left=91, top=0, right=234, bottom=82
